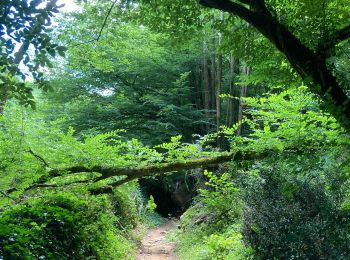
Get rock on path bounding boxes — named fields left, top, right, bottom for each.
left=137, top=220, right=178, bottom=260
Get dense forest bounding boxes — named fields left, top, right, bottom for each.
left=1, top=0, right=350, bottom=259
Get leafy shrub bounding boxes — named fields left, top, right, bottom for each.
left=174, top=171, right=252, bottom=260
left=0, top=192, right=135, bottom=259
left=204, top=227, right=253, bottom=260
left=146, top=195, right=157, bottom=212
left=241, top=152, right=350, bottom=259
left=198, top=170, right=239, bottom=215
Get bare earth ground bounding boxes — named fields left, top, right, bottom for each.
left=137, top=220, right=178, bottom=260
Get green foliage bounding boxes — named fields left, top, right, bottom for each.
left=198, top=170, right=238, bottom=213
left=225, top=86, right=346, bottom=152
left=0, top=102, right=221, bottom=202
left=156, top=136, right=202, bottom=162
left=0, top=191, right=136, bottom=259
left=128, top=0, right=204, bottom=40
left=0, top=104, right=151, bottom=195
left=265, top=0, right=350, bottom=50
left=1, top=1, right=350, bottom=259
left=221, top=86, right=350, bottom=259
left=146, top=195, right=157, bottom=213
left=0, top=1, right=66, bottom=106
left=110, top=183, right=141, bottom=230
left=173, top=170, right=249, bottom=260
left=45, top=11, right=205, bottom=144
left=203, top=228, right=253, bottom=260
left=173, top=220, right=253, bottom=260
left=240, top=149, right=350, bottom=259
left=177, top=85, right=350, bottom=259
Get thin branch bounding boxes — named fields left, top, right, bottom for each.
left=28, top=148, right=50, bottom=168
left=0, top=190, right=15, bottom=200
left=28, top=180, right=95, bottom=190
left=5, top=176, right=97, bottom=194
left=96, top=0, right=118, bottom=41
left=69, top=0, right=118, bottom=48
left=28, top=183, right=59, bottom=189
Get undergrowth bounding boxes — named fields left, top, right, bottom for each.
left=0, top=182, right=148, bottom=259
left=172, top=171, right=253, bottom=260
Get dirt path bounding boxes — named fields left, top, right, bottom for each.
left=137, top=220, right=178, bottom=260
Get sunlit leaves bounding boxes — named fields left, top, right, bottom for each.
left=225, top=86, right=348, bottom=152
left=266, top=0, right=350, bottom=50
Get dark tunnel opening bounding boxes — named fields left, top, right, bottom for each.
left=139, top=174, right=196, bottom=217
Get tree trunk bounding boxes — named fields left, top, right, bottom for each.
left=202, top=41, right=211, bottom=131
left=6, top=149, right=273, bottom=195
left=226, top=53, right=236, bottom=127
left=210, top=16, right=216, bottom=112
left=216, top=31, right=223, bottom=132
left=237, top=66, right=249, bottom=136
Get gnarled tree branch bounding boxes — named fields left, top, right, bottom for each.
left=199, top=0, right=350, bottom=131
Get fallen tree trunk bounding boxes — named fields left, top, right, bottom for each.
left=88, top=150, right=270, bottom=194
left=64, top=150, right=270, bottom=179
left=4, top=150, right=271, bottom=196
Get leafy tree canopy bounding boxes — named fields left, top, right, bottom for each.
left=0, top=0, right=66, bottom=108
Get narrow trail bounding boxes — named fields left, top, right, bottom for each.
left=137, top=220, right=178, bottom=260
